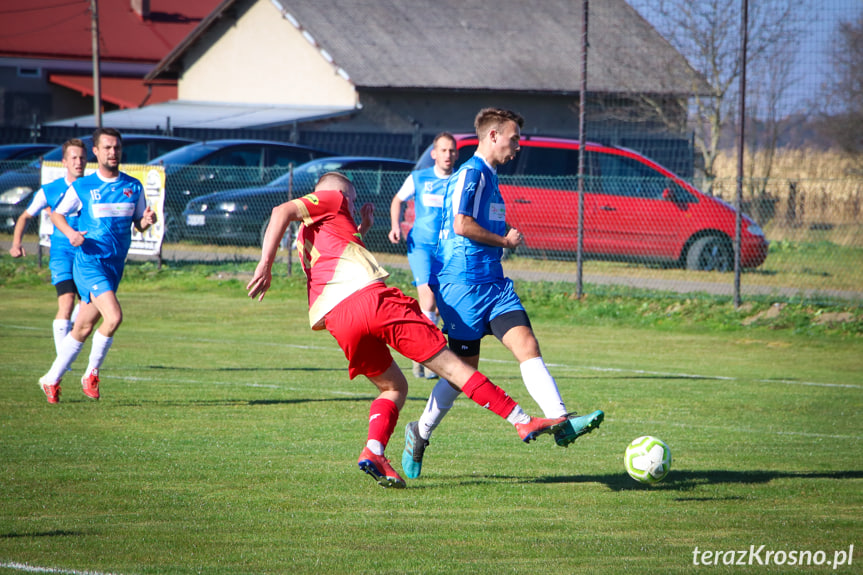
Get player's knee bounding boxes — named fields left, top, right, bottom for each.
left=101, top=310, right=123, bottom=334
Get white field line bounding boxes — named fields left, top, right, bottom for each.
left=2, top=326, right=858, bottom=390
left=0, top=562, right=122, bottom=575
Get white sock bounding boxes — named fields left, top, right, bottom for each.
left=417, top=378, right=461, bottom=440
left=86, top=331, right=113, bottom=374
left=366, top=440, right=384, bottom=456
left=520, top=356, right=567, bottom=418
left=422, top=310, right=438, bottom=327
left=506, top=405, right=531, bottom=425
left=70, top=303, right=80, bottom=323
left=52, top=319, right=72, bottom=355
left=43, top=335, right=84, bottom=382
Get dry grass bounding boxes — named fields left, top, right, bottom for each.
left=712, top=148, right=863, bottom=246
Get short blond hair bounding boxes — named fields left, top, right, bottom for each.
left=62, top=138, right=86, bottom=158
left=474, top=108, right=524, bottom=140
left=315, top=171, right=353, bottom=192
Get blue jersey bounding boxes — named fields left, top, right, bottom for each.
left=41, top=177, right=79, bottom=254
left=407, top=167, right=447, bottom=247
left=436, top=154, right=506, bottom=285
left=64, top=171, right=145, bottom=261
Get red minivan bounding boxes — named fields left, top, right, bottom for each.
left=409, top=135, right=768, bottom=271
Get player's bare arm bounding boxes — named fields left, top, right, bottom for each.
left=49, top=211, right=86, bottom=247
left=388, top=195, right=403, bottom=243
left=454, top=214, right=522, bottom=249
left=358, top=202, right=374, bottom=238
left=8, top=211, right=34, bottom=257
left=247, top=200, right=302, bottom=301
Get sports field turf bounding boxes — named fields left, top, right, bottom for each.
left=1, top=260, right=861, bottom=574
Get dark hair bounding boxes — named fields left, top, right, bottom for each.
left=62, top=138, right=86, bottom=157
left=92, top=127, right=122, bottom=147
left=433, top=132, right=456, bottom=146
left=474, top=108, right=524, bottom=139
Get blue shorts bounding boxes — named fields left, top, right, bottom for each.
left=49, top=244, right=76, bottom=286
left=435, top=278, right=525, bottom=341
left=406, top=237, right=439, bottom=286
left=73, top=252, right=125, bottom=303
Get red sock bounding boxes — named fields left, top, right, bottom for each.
left=367, top=398, right=399, bottom=447
left=461, top=372, right=518, bottom=419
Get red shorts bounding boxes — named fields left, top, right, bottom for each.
left=324, top=282, right=447, bottom=379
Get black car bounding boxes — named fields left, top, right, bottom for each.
left=181, top=156, right=414, bottom=250
left=148, top=139, right=335, bottom=241
left=0, top=135, right=193, bottom=233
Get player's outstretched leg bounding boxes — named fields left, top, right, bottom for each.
left=514, top=416, right=568, bottom=443
left=554, top=410, right=605, bottom=447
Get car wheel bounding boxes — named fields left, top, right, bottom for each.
left=163, top=207, right=184, bottom=243
left=686, top=235, right=732, bottom=272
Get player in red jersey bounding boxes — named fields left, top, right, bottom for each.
left=247, top=172, right=567, bottom=488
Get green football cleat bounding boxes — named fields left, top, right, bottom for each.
left=401, top=421, right=429, bottom=479
left=554, top=410, right=604, bottom=447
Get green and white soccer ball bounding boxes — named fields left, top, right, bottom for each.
left=624, top=436, right=672, bottom=484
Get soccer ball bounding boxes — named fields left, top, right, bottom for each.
left=624, top=436, right=671, bottom=484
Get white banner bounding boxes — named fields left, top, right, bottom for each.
left=39, top=162, right=166, bottom=256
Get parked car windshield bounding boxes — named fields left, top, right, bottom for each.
left=149, top=143, right=219, bottom=165
left=267, top=158, right=373, bottom=187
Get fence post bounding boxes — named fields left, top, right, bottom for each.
left=576, top=0, right=589, bottom=299
left=734, top=0, right=749, bottom=308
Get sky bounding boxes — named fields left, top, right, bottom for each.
left=629, top=0, right=863, bottom=116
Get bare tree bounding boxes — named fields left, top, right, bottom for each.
left=817, top=12, right=863, bottom=169
left=629, top=0, right=805, bottom=193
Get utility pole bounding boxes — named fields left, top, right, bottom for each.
left=90, top=0, right=102, bottom=128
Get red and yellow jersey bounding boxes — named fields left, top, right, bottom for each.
left=291, top=189, right=389, bottom=329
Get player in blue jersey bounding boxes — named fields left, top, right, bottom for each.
left=402, top=108, right=604, bottom=478
left=38, top=128, right=156, bottom=403
left=388, top=132, right=457, bottom=379
left=9, top=139, right=87, bottom=355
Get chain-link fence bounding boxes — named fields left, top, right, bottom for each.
left=3, top=158, right=859, bottom=304
left=146, top=162, right=860, bottom=305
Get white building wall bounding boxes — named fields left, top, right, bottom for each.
left=179, top=0, right=356, bottom=108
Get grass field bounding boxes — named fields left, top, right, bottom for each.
left=1, top=259, right=861, bottom=574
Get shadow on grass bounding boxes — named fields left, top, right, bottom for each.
left=531, top=469, right=863, bottom=492
left=147, top=364, right=343, bottom=374
left=0, top=529, right=84, bottom=539
left=114, top=396, right=383, bottom=407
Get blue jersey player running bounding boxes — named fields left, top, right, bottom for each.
left=388, top=132, right=457, bottom=379
left=401, top=108, right=604, bottom=478
left=38, top=128, right=156, bottom=403
left=9, top=139, right=87, bottom=355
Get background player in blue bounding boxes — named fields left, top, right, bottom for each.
left=388, top=132, right=457, bottom=379
left=38, top=128, right=156, bottom=403
left=402, top=108, right=604, bottom=478
left=8, top=139, right=86, bottom=355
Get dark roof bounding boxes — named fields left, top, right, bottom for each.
left=0, top=0, right=222, bottom=64
left=149, top=0, right=702, bottom=95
